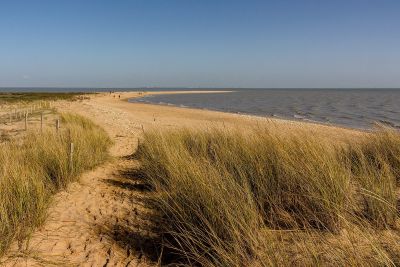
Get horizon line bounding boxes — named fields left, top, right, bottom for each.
left=1, top=87, right=400, bottom=90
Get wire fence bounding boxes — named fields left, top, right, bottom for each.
left=0, top=101, right=53, bottom=126
left=0, top=101, right=75, bottom=172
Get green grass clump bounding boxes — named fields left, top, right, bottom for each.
left=0, top=113, right=111, bottom=256
left=136, top=126, right=400, bottom=266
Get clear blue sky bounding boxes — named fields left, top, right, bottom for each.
left=1, top=0, right=399, bottom=88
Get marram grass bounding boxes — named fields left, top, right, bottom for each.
left=136, top=126, right=400, bottom=266
left=0, top=113, right=111, bottom=256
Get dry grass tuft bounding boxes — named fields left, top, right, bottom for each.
left=136, top=126, right=400, bottom=266
left=343, top=126, right=399, bottom=227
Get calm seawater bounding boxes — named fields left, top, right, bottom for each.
left=129, top=89, right=400, bottom=129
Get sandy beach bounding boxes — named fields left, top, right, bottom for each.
left=88, top=91, right=362, bottom=138
left=1, top=91, right=365, bottom=266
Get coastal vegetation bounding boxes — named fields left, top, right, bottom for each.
left=135, top=126, right=400, bottom=266
left=0, top=113, right=111, bottom=256
left=0, top=92, right=90, bottom=104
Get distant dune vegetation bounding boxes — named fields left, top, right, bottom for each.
left=136, top=126, right=400, bottom=266
left=0, top=92, right=91, bottom=104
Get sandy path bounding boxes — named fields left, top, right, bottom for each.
left=3, top=96, right=154, bottom=266
left=1, top=91, right=362, bottom=266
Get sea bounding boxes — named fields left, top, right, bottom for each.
left=1, top=88, right=399, bottom=130
left=128, top=89, right=400, bottom=130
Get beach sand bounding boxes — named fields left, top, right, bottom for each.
left=1, top=91, right=362, bottom=266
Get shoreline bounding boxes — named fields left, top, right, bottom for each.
left=110, top=90, right=367, bottom=134
left=0, top=90, right=365, bottom=136
left=119, top=89, right=234, bottom=101
left=82, top=91, right=364, bottom=142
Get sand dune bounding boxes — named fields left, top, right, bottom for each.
left=2, top=91, right=362, bottom=266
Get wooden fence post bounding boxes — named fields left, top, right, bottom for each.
left=56, top=119, right=60, bottom=132
left=24, top=112, right=28, bottom=131
left=40, top=113, right=43, bottom=132
left=69, top=143, right=74, bottom=172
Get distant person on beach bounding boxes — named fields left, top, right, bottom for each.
left=119, top=95, right=121, bottom=99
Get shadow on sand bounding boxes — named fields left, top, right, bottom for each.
left=96, top=159, right=185, bottom=266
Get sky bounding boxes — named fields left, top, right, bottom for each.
left=0, top=0, right=399, bottom=88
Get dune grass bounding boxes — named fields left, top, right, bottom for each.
left=136, top=126, right=400, bottom=266
left=0, top=113, right=111, bottom=256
